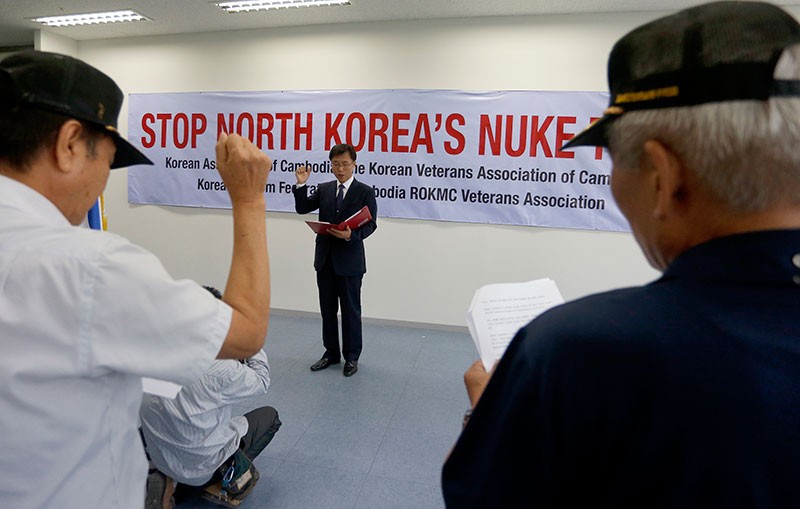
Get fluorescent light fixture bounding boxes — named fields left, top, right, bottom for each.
left=31, top=10, right=149, bottom=27
left=215, top=0, right=350, bottom=13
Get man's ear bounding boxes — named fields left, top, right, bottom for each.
left=642, top=139, right=686, bottom=220
left=53, top=120, right=86, bottom=174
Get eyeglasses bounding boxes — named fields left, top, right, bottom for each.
left=331, top=161, right=353, bottom=169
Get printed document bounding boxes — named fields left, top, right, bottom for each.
left=467, top=278, right=564, bottom=370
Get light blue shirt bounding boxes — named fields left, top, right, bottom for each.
left=140, top=351, right=271, bottom=485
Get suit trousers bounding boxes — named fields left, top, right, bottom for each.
left=316, top=259, right=363, bottom=362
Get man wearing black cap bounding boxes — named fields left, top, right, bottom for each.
left=0, top=51, right=272, bottom=509
left=443, top=2, right=800, bottom=507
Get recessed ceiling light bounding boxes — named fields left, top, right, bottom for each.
left=31, top=10, right=149, bottom=27
left=215, top=0, right=351, bottom=14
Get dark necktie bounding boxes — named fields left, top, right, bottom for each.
left=336, top=183, right=344, bottom=212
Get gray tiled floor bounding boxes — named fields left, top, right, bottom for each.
left=176, top=312, right=475, bottom=508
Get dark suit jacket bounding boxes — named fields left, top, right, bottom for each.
left=293, top=179, right=377, bottom=276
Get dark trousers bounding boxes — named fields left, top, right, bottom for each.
left=239, top=406, right=281, bottom=460
left=316, top=263, right=363, bottom=362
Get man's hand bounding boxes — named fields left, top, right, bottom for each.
left=295, top=165, right=310, bottom=185
left=329, top=225, right=351, bottom=241
left=464, top=360, right=496, bottom=408
left=215, top=132, right=271, bottom=205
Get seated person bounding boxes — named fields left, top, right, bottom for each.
left=141, top=286, right=281, bottom=508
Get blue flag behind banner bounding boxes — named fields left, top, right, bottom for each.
left=87, top=200, right=102, bottom=230
left=127, top=89, right=628, bottom=232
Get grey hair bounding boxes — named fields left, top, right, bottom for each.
left=608, top=44, right=800, bottom=213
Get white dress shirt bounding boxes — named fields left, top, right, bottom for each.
left=337, top=175, right=354, bottom=199
left=0, top=175, right=230, bottom=509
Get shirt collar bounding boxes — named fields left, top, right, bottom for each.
left=0, top=174, right=71, bottom=227
left=338, top=176, right=355, bottom=190
left=661, top=229, right=800, bottom=286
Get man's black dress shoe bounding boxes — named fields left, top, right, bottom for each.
left=343, top=361, right=358, bottom=377
left=310, top=357, right=340, bottom=371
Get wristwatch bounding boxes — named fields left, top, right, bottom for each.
left=462, top=408, right=473, bottom=429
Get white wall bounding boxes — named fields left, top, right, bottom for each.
left=69, top=12, right=669, bottom=327
left=35, top=31, right=77, bottom=56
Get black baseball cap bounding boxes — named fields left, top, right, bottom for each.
left=0, top=50, right=152, bottom=169
left=563, top=1, right=800, bottom=149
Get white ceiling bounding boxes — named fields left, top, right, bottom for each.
left=1, top=0, right=800, bottom=48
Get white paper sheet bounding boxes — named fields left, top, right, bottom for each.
left=142, top=377, right=182, bottom=399
left=467, top=278, right=564, bottom=371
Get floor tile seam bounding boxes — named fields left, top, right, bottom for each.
left=280, top=453, right=378, bottom=476
left=260, top=459, right=371, bottom=507
left=265, top=417, right=313, bottom=460
left=383, top=423, right=462, bottom=445
left=382, top=368, right=415, bottom=432
left=262, top=455, right=287, bottom=480
left=280, top=402, right=329, bottom=462
left=363, top=472, right=443, bottom=490
left=286, top=414, right=391, bottom=468
left=375, top=343, right=421, bottom=440
left=384, top=420, right=460, bottom=434
left=349, top=470, right=372, bottom=509
left=407, top=334, right=431, bottom=372
left=361, top=402, right=402, bottom=481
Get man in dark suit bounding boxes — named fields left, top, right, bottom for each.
left=293, top=144, right=377, bottom=377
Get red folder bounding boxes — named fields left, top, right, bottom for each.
left=305, top=205, right=373, bottom=235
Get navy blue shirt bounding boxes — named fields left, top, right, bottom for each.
left=443, top=230, right=800, bottom=508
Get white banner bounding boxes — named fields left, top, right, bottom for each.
left=127, top=89, right=627, bottom=231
